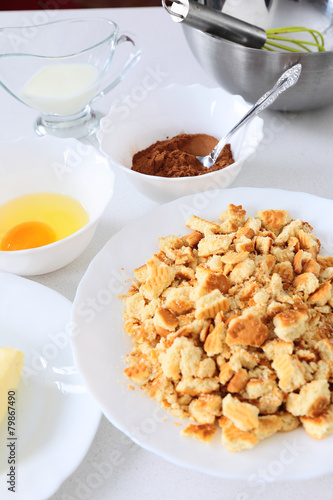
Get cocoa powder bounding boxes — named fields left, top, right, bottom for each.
left=131, top=133, right=234, bottom=178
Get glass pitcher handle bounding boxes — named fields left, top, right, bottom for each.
left=90, top=33, right=141, bottom=104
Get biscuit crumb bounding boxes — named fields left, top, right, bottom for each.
left=182, top=423, right=217, bottom=442
left=121, top=204, right=333, bottom=452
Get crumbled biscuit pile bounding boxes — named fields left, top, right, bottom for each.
left=122, top=204, right=333, bottom=452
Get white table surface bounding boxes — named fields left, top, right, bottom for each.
left=1, top=6, right=333, bottom=500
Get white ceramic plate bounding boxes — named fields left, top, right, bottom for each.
left=71, top=187, right=333, bottom=480
left=0, top=273, right=101, bottom=500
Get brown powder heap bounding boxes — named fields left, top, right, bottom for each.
left=131, top=133, right=234, bottom=178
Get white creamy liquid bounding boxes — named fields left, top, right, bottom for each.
left=20, top=63, right=100, bottom=116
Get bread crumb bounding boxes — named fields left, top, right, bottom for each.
left=122, top=203, right=333, bottom=452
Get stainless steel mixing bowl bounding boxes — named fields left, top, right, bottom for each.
left=182, top=0, right=333, bottom=110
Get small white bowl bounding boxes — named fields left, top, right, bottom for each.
left=0, top=136, right=115, bottom=276
left=97, top=83, right=263, bottom=203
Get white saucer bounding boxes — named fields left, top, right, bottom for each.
left=0, top=272, right=101, bottom=500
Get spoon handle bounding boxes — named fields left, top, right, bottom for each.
left=207, top=63, right=302, bottom=166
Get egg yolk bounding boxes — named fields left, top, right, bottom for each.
left=1, top=221, right=56, bottom=251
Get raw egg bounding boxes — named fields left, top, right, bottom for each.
left=1, top=221, right=56, bottom=251
left=0, top=192, right=89, bottom=251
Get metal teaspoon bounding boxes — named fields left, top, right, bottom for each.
left=197, top=63, right=302, bottom=169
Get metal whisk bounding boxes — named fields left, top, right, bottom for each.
left=162, top=0, right=325, bottom=52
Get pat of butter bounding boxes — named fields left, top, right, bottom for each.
left=0, top=347, right=25, bottom=425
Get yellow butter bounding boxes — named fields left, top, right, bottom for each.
left=0, top=347, right=25, bottom=425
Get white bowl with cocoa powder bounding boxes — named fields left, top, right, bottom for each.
left=97, top=83, right=264, bottom=203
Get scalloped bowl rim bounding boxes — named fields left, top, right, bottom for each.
left=97, top=83, right=264, bottom=183
left=0, top=136, right=115, bottom=271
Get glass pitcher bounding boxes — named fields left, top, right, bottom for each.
left=0, top=18, right=141, bottom=138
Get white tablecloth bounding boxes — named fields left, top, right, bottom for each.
left=1, top=6, right=332, bottom=500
